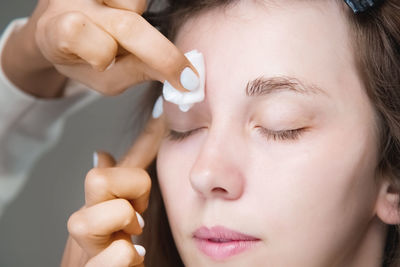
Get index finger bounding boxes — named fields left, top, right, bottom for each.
left=84, top=117, right=165, bottom=211
left=89, top=9, right=199, bottom=92
left=118, top=115, right=166, bottom=169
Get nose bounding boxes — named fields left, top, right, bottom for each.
left=189, top=135, right=245, bottom=200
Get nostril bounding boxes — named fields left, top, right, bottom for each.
left=212, top=187, right=228, bottom=194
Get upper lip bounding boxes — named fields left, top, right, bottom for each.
left=193, top=226, right=260, bottom=242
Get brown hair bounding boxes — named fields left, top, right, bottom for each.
left=135, top=1, right=400, bottom=266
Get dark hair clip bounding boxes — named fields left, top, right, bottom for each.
left=344, top=0, right=381, bottom=14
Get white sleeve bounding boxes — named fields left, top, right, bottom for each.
left=0, top=18, right=101, bottom=217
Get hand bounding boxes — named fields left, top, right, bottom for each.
left=1, top=0, right=198, bottom=98
left=62, top=117, right=166, bottom=267
left=35, top=0, right=198, bottom=95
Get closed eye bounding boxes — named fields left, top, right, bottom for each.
left=256, top=126, right=307, bottom=141
left=167, top=128, right=203, bottom=142
left=167, top=127, right=307, bottom=142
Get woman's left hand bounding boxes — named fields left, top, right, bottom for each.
left=61, top=117, right=165, bottom=267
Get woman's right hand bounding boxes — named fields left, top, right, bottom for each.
left=62, top=118, right=165, bottom=267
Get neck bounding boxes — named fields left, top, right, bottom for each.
left=345, top=216, right=388, bottom=267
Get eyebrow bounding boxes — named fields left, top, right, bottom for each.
left=246, top=76, right=328, bottom=97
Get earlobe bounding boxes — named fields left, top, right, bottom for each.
left=376, top=180, right=400, bottom=225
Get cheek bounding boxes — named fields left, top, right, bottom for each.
left=245, top=120, right=379, bottom=263
left=156, top=138, right=202, bottom=231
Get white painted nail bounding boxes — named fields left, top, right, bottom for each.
left=136, top=212, right=145, bottom=228
left=134, top=245, right=146, bottom=257
left=152, top=95, right=164, bottom=119
left=93, top=152, right=98, bottom=168
left=105, top=58, right=116, bottom=71
left=180, top=67, right=199, bottom=91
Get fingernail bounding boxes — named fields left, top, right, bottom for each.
left=180, top=67, right=199, bottom=91
left=134, top=245, right=146, bottom=257
left=152, top=95, right=163, bottom=119
left=136, top=212, right=145, bottom=228
left=93, top=151, right=98, bottom=168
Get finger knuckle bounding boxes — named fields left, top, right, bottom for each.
left=89, top=43, right=118, bottom=71
left=58, top=12, right=87, bottom=33
left=67, top=211, right=90, bottom=238
left=116, top=199, right=135, bottom=220
left=85, top=168, right=109, bottom=193
left=55, top=12, right=87, bottom=50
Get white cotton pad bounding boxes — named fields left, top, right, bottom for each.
left=152, top=95, right=164, bottom=119
left=152, top=50, right=206, bottom=118
left=163, top=50, right=205, bottom=111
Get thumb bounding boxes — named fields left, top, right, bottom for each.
left=94, top=151, right=117, bottom=168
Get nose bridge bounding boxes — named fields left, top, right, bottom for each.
left=189, top=125, right=245, bottom=200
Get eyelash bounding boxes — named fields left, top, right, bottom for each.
left=255, top=126, right=306, bottom=141
left=167, top=127, right=306, bottom=142
left=167, top=129, right=201, bottom=141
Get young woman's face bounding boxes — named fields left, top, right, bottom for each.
left=157, top=1, right=384, bottom=266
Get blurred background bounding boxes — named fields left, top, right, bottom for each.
left=0, top=1, right=146, bottom=266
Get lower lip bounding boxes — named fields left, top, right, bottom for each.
left=194, top=238, right=259, bottom=261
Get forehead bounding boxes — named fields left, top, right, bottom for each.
left=173, top=0, right=363, bottom=103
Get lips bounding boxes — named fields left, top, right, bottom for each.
left=193, top=226, right=260, bottom=261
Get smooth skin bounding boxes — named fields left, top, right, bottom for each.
left=1, top=0, right=198, bottom=98
left=157, top=1, right=400, bottom=267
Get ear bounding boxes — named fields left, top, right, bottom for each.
left=375, top=179, right=400, bottom=225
